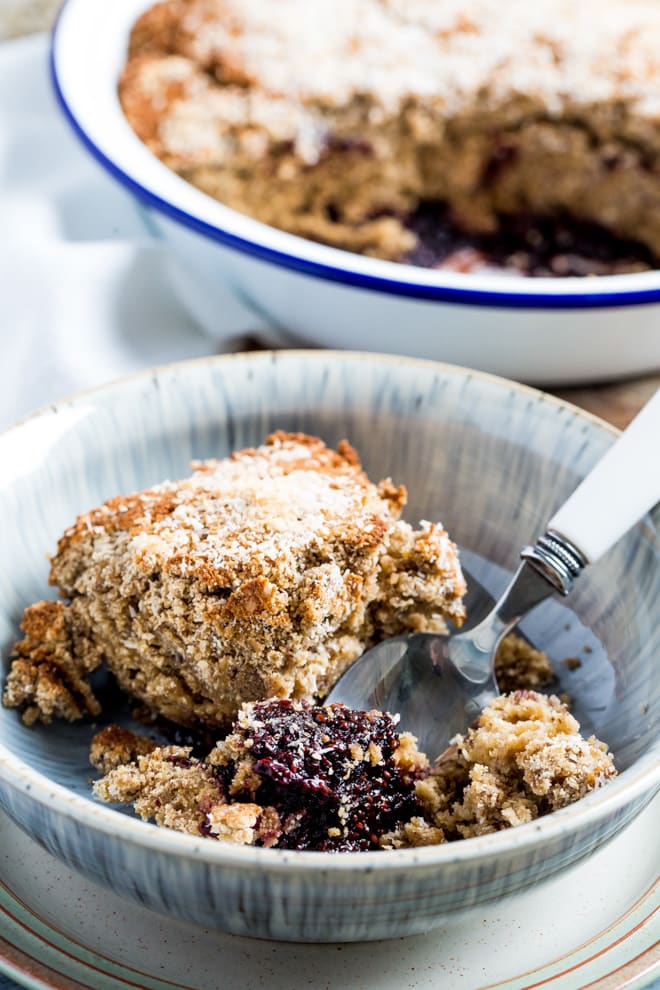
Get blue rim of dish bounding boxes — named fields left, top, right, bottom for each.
left=49, top=2, right=660, bottom=311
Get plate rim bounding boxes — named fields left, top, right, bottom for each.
left=0, top=840, right=658, bottom=990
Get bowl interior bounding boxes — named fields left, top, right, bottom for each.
left=0, top=353, right=658, bottom=808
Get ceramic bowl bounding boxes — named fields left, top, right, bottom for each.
left=50, top=0, right=660, bottom=387
left=0, top=351, right=658, bottom=943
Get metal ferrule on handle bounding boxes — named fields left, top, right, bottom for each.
left=520, top=529, right=588, bottom=596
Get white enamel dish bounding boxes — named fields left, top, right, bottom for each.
left=50, top=0, right=660, bottom=386
left=0, top=351, right=658, bottom=943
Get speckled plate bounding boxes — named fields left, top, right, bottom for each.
left=0, top=800, right=658, bottom=990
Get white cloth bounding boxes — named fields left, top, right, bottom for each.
left=0, top=35, right=270, bottom=430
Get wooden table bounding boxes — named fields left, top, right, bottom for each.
left=554, top=372, right=660, bottom=430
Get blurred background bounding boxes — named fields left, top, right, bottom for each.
left=0, top=0, right=59, bottom=39
left=1, top=0, right=658, bottom=430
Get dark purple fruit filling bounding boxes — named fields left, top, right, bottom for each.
left=403, top=203, right=658, bottom=276
left=222, top=699, right=424, bottom=852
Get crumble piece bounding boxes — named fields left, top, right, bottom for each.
left=380, top=817, right=446, bottom=849
left=411, top=691, right=617, bottom=841
left=2, top=601, right=102, bottom=726
left=119, top=0, right=660, bottom=269
left=4, top=433, right=465, bottom=729
left=89, top=725, right=158, bottom=775
left=494, top=634, right=555, bottom=693
left=94, top=744, right=224, bottom=835
left=205, top=803, right=281, bottom=846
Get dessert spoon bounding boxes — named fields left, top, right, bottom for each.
left=327, top=391, right=660, bottom=758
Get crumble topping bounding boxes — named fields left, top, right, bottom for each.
left=125, top=0, right=660, bottom=121
left=119, top=0, right=660, bottom=268
left=3, top=432, right=465, bottom=729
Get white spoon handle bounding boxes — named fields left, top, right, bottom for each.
left=548, top=390, right=660, bottom=563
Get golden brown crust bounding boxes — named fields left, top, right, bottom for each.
left=2, top=601, right=102, bottom=725
left=5, top=433, right=465, bottom=729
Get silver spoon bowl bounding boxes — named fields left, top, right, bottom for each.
left=327, top=532, right=585, bottom=757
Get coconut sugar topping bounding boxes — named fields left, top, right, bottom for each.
left=142, top=0, right=660, bottom=121
left=4, top=432, right=465, bottom=730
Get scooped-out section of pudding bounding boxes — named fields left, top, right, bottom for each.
left=119, top=0, right=660, bottom=275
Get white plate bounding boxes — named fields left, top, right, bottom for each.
left=1, top=798, right=658, bottom=990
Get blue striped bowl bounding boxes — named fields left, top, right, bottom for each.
left=0, top=352, right=658, bottom=941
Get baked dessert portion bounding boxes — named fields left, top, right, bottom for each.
left=119, top=0, right=660, bottom=273
left=92, top=691, right=616, bottom=850
left=3, top=432, right=465, bottom=730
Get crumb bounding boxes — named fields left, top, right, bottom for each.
left=205, top=803, right=281, bottom=846
left=494, top=634, right=555, bottom=692
left=89, top=725, right=158, bottom=774
left=381, top=817, right=446, bottom=849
